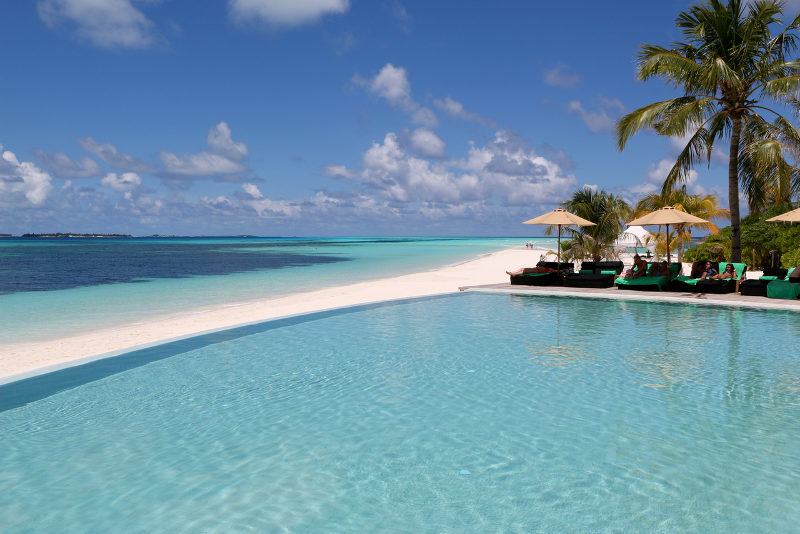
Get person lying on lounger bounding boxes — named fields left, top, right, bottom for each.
left=506, top=266, right=555, bottom=276
left=710, top=263, right=736, bottom=280
left=650, top=260, right=670, bottom=277
left=617, top=254, right=647, bottom=279
left=699, top=261, right=718, bottom=280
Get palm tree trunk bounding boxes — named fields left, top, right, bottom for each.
left=729, top=118, right=743, bottom=263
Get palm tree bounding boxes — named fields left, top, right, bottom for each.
left=551, top=187, right=631, bottom=261
left=633, top=189, right=729, bottom=261
left=616, top=0, right=800, bottom=262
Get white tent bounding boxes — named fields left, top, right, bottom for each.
left=614, top=225, right=654, bottom=250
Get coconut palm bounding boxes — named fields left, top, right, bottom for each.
left=633, top=189, right=730, bottom=261
left=550, top=187, right=631, bottom=261
left=616, top=0, right=800, bottom=262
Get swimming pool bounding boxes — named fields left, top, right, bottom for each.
left=1, top=293, right=798, bottom=532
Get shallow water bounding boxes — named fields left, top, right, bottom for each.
left=0, top=236, right=544, bottom=343
left=1, top=293, right=798, bottom=532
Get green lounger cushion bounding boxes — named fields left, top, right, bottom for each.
left=600, top=270, right=617, bottom=275
left=616, top=275, right=670, bottom=290
left=759, top=275, right=779, bottom=281
left=767, top=280, right=800, bottom=299
left=579, top=269, right=593, bottom=274
left=517, top=272, right=553, bottom=277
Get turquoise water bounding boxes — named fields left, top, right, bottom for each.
left=1, top=293, right=798, bottom=532
left=0, top=237, right=548, bottom=344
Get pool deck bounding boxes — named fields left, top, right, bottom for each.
left=461, top=283, right=800, bottom=312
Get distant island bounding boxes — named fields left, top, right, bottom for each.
left=20, top=233, right=133, bottom=238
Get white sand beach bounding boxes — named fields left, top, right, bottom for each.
left=0, top=247, right=551, bottom=383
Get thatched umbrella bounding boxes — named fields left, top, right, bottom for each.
left=524, top=208, right=596, bottom=272
left=627, top=206, right=710, bottom=264
left=766, top=207, right=800, bottom=223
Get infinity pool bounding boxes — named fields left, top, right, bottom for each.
left=1, top=293, right=798, bottom=532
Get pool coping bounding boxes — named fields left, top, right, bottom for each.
left=461, top=283, right=800, bottom=312
left=2, top=286, right=798, bottom=402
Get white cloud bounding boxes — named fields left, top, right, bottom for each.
left=78, top=137, right=153, bottom=172
left=354, top=63, right=438, bottom=126
left=158, top=151, right=246, bottom=176
left=229, top=0, right=349, bottom=27
left=457, top=131, right=578, bottom=207
left=568, top=97, right=624, bottom=133
left=159, top=123, right=249, bottom=177
left=37, top=0, right=157, bottom=49
left=35, top=150, right=103, bottom=178
left=101, top=172, right=142, bottom=193
left=433, top=96, right=493, bottom=127
left=242, top=183, right=263, bottom=198
left=357, top=63, right=413, bottom=109
left=544, top=64, right=581, bottom=88
left=0, top=146, right=53, bottom=206
left=410, top=128, right=445, bottom=158
left=327, top=130, right=576, bottom=207
left=622, top=158, right=714, bottom=205
left=207, top=122, right=249, bottom=161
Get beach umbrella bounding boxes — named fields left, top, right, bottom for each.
left=523, top=208, right=596, bottom=272
left=626, top=206, right=709, bottom=264
left=766, top=207, right=800, bottom=223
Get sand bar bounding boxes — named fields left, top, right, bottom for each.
left=1, top=246, right=794, bottom=385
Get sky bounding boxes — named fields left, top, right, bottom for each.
left=3, top=0, right=800, bottom=237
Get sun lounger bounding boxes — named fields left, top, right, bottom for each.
left=694, top=262, right=748, bottom=293
left=509, top=261, right=574, bottom=286
left=669, top=261, right=717, bottom=292
left=615, top=262, right=681, bottom=291
left=563, top=261, right=624, bottom=288
left=766, top=267, right=800, bottom=299
left=739, top=268, right=789, bottom=297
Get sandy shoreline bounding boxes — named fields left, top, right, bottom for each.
left=0, top=247, right=550, bottom=384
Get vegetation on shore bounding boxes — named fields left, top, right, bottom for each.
left=616, top=0, right=800, bottom=263
left=20, top=233, right=133, bottom=238
left=684, top=203, right=800, bottom=267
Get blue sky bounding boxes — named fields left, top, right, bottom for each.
left=2, top=0, right=798, bottom=236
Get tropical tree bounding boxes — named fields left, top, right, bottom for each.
left=551, top=187, right=631, bottom=261
left=616, top=0, right=800, bottom=262
left=633, top=189, right=730, bottom=261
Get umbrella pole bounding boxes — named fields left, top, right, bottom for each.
left=666, top=223, right=671, bottom=264
left=557, top=224, right=561, bottom=274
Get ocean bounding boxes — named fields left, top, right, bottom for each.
left=0, top=236, right=556, bottom=345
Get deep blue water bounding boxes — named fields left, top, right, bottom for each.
left=0, top=238, right=348, bottom=294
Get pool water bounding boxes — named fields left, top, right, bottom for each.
left=1, top=293, right=799, bottom=532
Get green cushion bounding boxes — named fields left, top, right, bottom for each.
left=516, top=272, right=552, bottom=277
left=616, top=275, right=669, bottom=290
left=767, top=280, right=800, bottom=299
left=600, top=270, right=617, bottom=275
left=579, top=269, right=593, bottom=274
left=759, top=275, right=779, bottom=281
